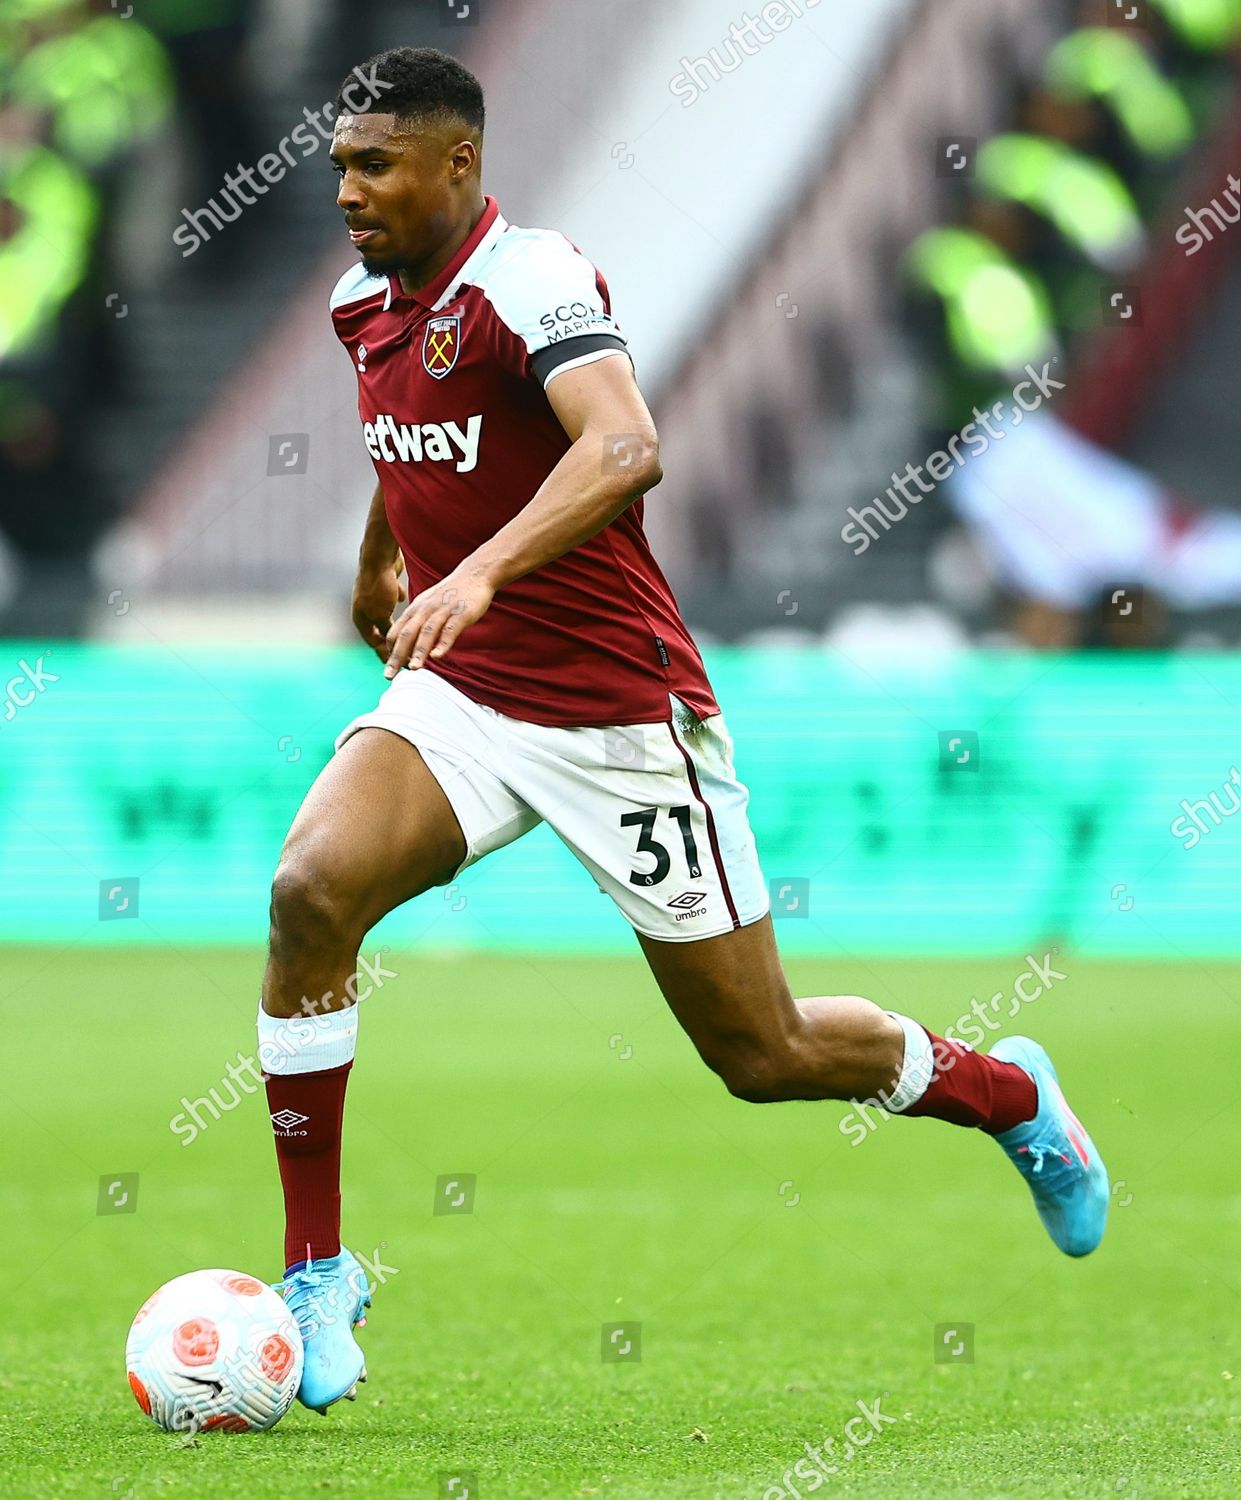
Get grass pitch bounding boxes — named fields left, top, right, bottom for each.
left=0, top=948, right=1237, bottom=1498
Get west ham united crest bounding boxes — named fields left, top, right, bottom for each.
left=422, top=315, right=461, bottom=379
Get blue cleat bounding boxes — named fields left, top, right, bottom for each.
left=278, top=1247, right=372, bottom=1413
left=990, top=1037, right=1109, bottom=1258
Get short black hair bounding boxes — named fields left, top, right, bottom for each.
left=337, top=47, right=485, bottom=134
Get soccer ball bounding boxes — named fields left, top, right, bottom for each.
left=125, top=1269, right=303, bottom=1433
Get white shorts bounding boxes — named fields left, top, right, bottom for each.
left=334, top=668, right=769, bottom=943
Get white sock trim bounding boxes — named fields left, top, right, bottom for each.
left=881, top=1012, right=935, bottom=1113
left=257, top=999, right=358, bottom=1076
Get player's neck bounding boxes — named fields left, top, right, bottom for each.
left=397, top=193, right=489, bottom=298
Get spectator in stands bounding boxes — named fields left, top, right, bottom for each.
left=1147, top=0, right=1241, bottom=58
left=1, top=0, right=179, bottom=628
left=1037, top=24, right=1195, bottom=215
left=1073, top=0, right=1241, bottom=114
left=0, top=104, right=102, bottom=633
left=1044, top=26, right=1194, bottom=164
left=9, top=0, right=174, bottom=179
left=901, top=201, right=1061, bottom=440
left=943, top=408, right=1241, bottom=647
left=0, top=110, right=98, bottom=364
left=974, top=131, right=1146, bottom=332
left=8, top=0, right=175, bottom=376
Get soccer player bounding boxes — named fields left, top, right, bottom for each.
left=261, top=48, right=1109, bottom=1413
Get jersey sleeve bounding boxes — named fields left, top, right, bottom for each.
left=480, top=230, right=629, bottom=388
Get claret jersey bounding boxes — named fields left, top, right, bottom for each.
left=330, top=196, right=718, bottom=728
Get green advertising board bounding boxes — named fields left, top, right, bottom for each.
left=1, top=645, right=1235, bottom=955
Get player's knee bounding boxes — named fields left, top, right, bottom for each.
left=268, top=854, right=356, bottom=952
left=711, top=1034, right=810, bottom=1104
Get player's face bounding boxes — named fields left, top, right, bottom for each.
left=331, top=113, right=471, bottom=279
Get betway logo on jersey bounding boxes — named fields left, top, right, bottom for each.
left=363, top=414, right=482, bottom=474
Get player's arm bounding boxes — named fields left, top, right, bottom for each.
left=384, top=353, right=660, bottom=676
left=473, top=355, right=660, bottom=586
left=352, top=481, right=406, bottom=662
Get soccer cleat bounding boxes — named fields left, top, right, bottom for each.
left=276, top=1247, right=372, bottom=1413
left=990, top=1037, right=1109, bottom=1257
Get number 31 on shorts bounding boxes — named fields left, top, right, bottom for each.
left=620, top=805, right=702, bottom=887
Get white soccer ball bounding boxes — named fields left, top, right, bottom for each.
left=125, top=1269, right=304, bottom=1433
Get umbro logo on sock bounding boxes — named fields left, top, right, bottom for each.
left=271, top=1109, right=309, bottom=1132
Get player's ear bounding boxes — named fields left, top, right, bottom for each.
left=447, top=138, right=479, bottom=182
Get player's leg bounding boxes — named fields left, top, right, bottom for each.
left=637, top=917, right=1108, bottom=1256
left=262, top=669, right=543, bottom=1411
left=513, top=698, right=1107, bottom=1258
left=264, top=727, right=466, bottom=1017
left=260, top=727, right=468, bottom=1410
left=636, top=916, right=903, bottom=1103
left=635, top=916, right=1032, bottom=1122
left=261, top=728, right=467, bottom=1267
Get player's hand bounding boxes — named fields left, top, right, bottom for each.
left=351, top=556, right=407, bottom=662
left=384, top=568, right=495, bottom=677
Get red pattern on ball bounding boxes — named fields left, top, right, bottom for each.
left=172, top=1317, right=220, bottom=1366
left=128, top=1371, right=152, bottom=1415
left=220, top=1273, right=264, bottom=1297
left=259, top=1333, right=295, bottom=1381
left=202, top=1413, right=250, bottom=1432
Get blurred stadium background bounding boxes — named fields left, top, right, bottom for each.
left=4, top=0, right=1241, bottom=954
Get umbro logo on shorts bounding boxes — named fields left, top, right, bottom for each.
left=667, top=891, right=708, bottom=922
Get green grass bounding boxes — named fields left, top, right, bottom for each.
left=0, top=948, right=1237, bottom=1498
